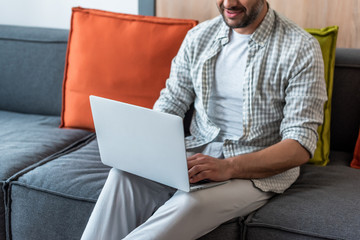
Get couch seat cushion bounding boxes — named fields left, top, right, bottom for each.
left=245, top=163, right=360, bottom=240
left=0, top=110, right=90, bottom=180
left=13, top=136, right=109, bottom=200
left=9, top=137, right=110, bottom=240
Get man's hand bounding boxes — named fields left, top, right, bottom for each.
left=187, top=153, right=233, bottom=183
left=187, top=139, right=310, bottom=182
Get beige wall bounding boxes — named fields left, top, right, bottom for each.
left=156, top=0, right=219, bottom=23
left=156, top=0, right=360, bottom=48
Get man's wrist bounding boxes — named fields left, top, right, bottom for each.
left=225, top=156, right=238, bottom=179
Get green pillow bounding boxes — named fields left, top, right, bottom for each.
left=306, top=26, right=339, bottom=165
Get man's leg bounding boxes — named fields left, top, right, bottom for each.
left=124, top=179, right=274, bottom=240
left=81, top=168, right=176, bottom=240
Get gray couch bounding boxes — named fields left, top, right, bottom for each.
left=1, top=24, right=359, bottom=240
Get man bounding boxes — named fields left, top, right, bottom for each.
left=82, top=0, right=327, bottom=239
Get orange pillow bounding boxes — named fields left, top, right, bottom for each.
left=350, top=129, right=360, bottom=169
left=60, top=7, right=197, bottom=131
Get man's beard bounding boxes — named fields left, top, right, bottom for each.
left=219, top=0, right=265, bottom=29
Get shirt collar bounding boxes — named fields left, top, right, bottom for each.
left=250, top=7, right=275, bottom=48
left=216, top=17, right=231, bottom=46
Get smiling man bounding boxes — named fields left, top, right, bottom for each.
left=81, top=1, right=327, bottom=239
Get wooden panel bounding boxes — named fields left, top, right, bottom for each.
left=156, top=0, right=360, bottom=48
left=267, top=0, right=360, bottom=48
left=156, top=0, right=219, bottom=22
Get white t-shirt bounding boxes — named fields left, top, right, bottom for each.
left=208, top=29, right=250, bottom=142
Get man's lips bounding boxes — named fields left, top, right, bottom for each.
left=224, top=8, right=245, bottom=18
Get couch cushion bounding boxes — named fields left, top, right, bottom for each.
left=9, top=137, right=110, bottom=240
left=351, top=129, right=360, bottom=169
left=0, top=25, right=68, bottom=116
left=11, top=136, right=107, bottom=201
left=244, top=164, right=360, bottom=240
left=0, top=111, right=89, bottom=180
left=305, top=26, right=338, bottom=165
left=60, top=7, right=197, bottom=131
left=0, top=110, right=90, bottom=240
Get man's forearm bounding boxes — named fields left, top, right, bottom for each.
left=226, top=139, right=310, bottom=179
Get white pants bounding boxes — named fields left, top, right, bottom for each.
left=81, top=168, right=273, bottom=240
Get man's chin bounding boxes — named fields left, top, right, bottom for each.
left=222, top=11, right=255, bottom=29
left=223, top=18, right=245, bottom=29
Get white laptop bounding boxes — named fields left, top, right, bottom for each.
left=89, top=95, right=228, bottom=192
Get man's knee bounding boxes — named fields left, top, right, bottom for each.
left=171, top=191, right=209, bottom=216
left=108, top=168, right=126, bottom=181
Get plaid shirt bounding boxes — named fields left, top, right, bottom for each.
left=153, top=8, right=327, bottom=193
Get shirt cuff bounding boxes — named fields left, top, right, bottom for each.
left=281, top=126, right=318, bottom=158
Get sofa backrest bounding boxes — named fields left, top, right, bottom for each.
left=0, top=24, right=68, bottom=116
left=330, top=48, right=360, bottom=152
